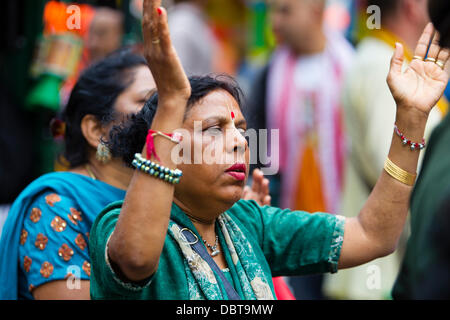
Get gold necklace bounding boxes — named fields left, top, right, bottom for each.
left=85, top=164, right=97, bottom=180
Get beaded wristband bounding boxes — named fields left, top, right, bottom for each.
left=394, top=124, right=426, bottom=151
left=132, top=153, right=182, bottom=184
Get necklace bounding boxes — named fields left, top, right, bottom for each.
left=185, top=212, right=215, bottom=225
left=203, top=235, right=220, bottom=257
left=85, top=164, right=97, bottom=180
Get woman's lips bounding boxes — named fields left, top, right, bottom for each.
left=225, top=163, right=247, bottom=181
left=225, top=171, right=246, bottom=181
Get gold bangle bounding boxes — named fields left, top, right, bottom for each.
left=384, top=158, right=416, bottom=186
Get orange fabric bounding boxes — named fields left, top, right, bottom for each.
left=43, top=1, right=95, bottom=36
left=293, top=142, right=327, bottom=213
left=43, top=1, right=68, bottom=34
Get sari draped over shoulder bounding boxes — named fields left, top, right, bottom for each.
left=89, top=199, right=346, bottom=300
left=0, top=172, right=125, bottom=299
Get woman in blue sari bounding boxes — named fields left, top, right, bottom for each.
left=0, top=48, right=155, bottom=299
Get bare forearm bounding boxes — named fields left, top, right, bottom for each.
left=109, top=98, right=187, bottom=281
left=108, top=0, right=192, bottom=282
left=339, top=110, right=427, bottom=269
left=358, top=109, right=427, bottom=254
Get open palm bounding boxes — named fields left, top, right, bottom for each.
left=387, top=23, right=450, bottom=117
left=142, top=0, right=191, bottom=101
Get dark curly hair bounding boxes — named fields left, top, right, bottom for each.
left=107, top=74, right=244, bottom=166
left=62, top=47, right=147, bottom=167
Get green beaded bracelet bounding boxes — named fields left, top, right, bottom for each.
left=132, top=153, right=182, bottom=184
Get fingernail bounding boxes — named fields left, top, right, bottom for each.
left=157, top=7, right=162, bottom=15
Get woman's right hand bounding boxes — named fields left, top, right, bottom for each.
left=142, top=0, right=191, bottom=101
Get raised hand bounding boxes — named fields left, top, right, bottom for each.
left=142, top=0, right=190, bottom=101
left=387, top=23, right=450, bottom=119
left=242, top=169, right=271, bottom=206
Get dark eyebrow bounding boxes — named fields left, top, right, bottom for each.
left=202, top=116, right=247, bottom=128
left=234, top=119, right=247, bottom=128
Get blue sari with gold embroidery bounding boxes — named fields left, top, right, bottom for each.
left=0, top=172, right=125, bottom=299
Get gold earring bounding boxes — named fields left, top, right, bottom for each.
left=96, top=141, right=112, bottom=164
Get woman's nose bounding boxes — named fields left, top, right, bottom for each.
left=227, top=128, right=247, bottom=155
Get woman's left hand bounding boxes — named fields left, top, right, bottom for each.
left=242, top=169, right=271, bottom=206
left=387, top=23, right=450, bottom=119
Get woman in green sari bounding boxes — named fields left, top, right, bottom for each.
left=88, top=0, right=450, bottom=299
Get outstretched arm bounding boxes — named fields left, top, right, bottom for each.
left=338, top=23, right=450, bottom=269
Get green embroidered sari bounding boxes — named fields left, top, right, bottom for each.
left=89, top=199, right=345, bottom=300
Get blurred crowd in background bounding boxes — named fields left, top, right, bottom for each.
left=0, top=0, right=448, bottom=299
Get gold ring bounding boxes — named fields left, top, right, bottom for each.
left=425, top=57, right=437, bottom=63
left=413, top=55, right=423, bottom=61
left=152, top=38, right=160, bottom=44
left=436, top=60, right=445, bottom=69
